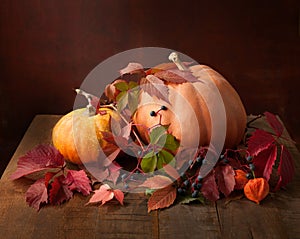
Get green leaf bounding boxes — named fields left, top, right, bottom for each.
left=128, top=90, right=139, bottom=115
left=114, top=81, right=128, bottom=91
left=116, top=91, right=128, bottom=112
left=141, top=152, right=157, bottom=173
left=145, top=188, right=156, bottom=196
left=150, top=126, right=168, bottom=144
left=156, top=133, right=179, bottom=152
left=128, top=81, right=138, bottom=89
left=178, top=195, right=205, bottom=205
left=157, top=150, right=175, bottom=169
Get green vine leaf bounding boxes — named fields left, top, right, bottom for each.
left=141, top=152, right=157, bottom=173
left=157, top=150, right=175, bottom=169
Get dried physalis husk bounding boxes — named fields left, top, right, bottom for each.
left=244, top=178, right=269, bottom=204
left=234, top=169, right=249, bottom=190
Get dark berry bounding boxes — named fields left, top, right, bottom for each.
left=196, top=183, right=202, bottom=190
left=124, top=183, right=129, bottom=189
left=183, top=180, right=190, bottom=187
left=196, top=156, right=202, bottom=163
left=177, top=188, right=186, bottom=195
left=192, top=182, right=196, bottom=189
left=180, top=172, right=186, bottom=178
left=150, top=111, right=156, bottom=117
left=188, top=159, right=193, bottom=166
left=249, top=163, right=255, bottom=171
left=160, top=105, right=167, bottom=111
left=197, top=175, right=203, bottom=182
left=223, top=158, right=229, bottom=164
left=246, top=173, right=253, bottom=179
left=192, top=190, right=199, bottom=198
left=246, top=155, right=253, bottom=162
left=220, top=154, right=225, bottom=159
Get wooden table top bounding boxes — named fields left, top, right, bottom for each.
left=0, top=115, right=299, bottom=239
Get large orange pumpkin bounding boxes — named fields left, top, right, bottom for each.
left=52, top=107, right=118, bottom=164
left=132, top=62, right=247, bottom=149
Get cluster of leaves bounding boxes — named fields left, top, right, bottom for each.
left=142, top=111, right=299, bottom=211
left=10, top=145, right=92, bottom=211
left=247, top=112, right=296, bottom=190
left=10, top=145, right=125, bottom=210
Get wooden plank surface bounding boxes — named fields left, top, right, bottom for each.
left=0, top=115, right=299, bottom=239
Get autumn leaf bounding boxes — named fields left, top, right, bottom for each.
left=140, top=75, right=170, bottom=103
left=201, top=171, right=219, bottom=201
left=215, top=165, right=235, bottom=197
left=10, top=145, right=65, bottom=180
left=275, top=145, right=295, bottom=190
left=247, top=129, right=275, bottom=156
left=120, top=62, right=144, bottom=75
left=106, top=162, right=122, bottom=185
left=25, top=178, right=48, bottom=211
left=154, top=69, right=199, bottom=83
left=147, top=184, right=176, bottom=212
left=140, top=175, right=173, bottom=189
left=64, top=170, right=92, bottom=196
left=264, top=112, right=284, bottom=137
left=162, top=163, right=180, bottom=180
left=86, top=184, right=124, bottom=206
left=49, top=175, right=73, bottom=205
left=253, top=144, right=277, bottom=179
left=113, top=189, right=124, bottom=205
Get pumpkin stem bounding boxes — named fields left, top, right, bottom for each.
left=75, top=89, right=96, bottom=116
left=168, top=52, right=188, bottom=71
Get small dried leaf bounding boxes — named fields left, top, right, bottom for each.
left=86, top=184, right=114, bottom=205
left=201, top=171, right=219, bottom=202
left=140, top=175, right=173, bottom=189
left=140, top=75, right=170, bottom=103
left=215, top=165, right=235, bottom=197
left=147, top=184, right=176, bottom=212
left=25, top=178, right=48, bottom=211
left=65, top=170, right=92, bottom=196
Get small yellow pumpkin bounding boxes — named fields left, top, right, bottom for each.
left=52, top=107, right=118, bottom=164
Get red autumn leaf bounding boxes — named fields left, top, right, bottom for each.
left=247, top=129, right=275, bottom=156
left=113, top=189, right=124, bottom=205
left=275, top=145, right=295, bottom=190
left=140, top=75, right=170, bottom=103
left=49, top=175, right=73, bottom=205
left=120, top=62, right=144, bottom=75
left=106, top=162, right=121, bottom=185
left=264, top=111, right=284, bottom=137
left=154, top=69, right=199, bottom=83
left=45, top=171, right=57, bottom=188
left=25, top=178, right=48, bottom=211
left=201, top=171, right=219, bottom=201
left=87, top=184, right=114, bottom=205
left=10, top=144, right=64, bottom=180
left=147, top=184, right=176, bottom=212
left=140, top=175, right=173, bottom=189
left=64, top=170, right=92, bottom=196
left=163, top=164, right=180, bottom=180
left=253, top=144, right=276, bottom=178
left=215, top=165, right=235, bottom=197
left=262, top=144, right=277, bottom=182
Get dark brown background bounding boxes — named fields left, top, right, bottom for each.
left=1, top=0, right=299, bottom=175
